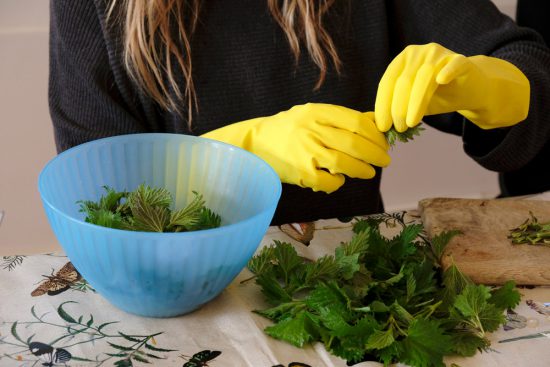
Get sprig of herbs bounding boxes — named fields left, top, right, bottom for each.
left=77, top=185, right=221, bottom=232
left=385, top=125, right=424, bottom=147
left=508, top=212, right=550, bottom=246
left=247, top=217, right=520, bottom=366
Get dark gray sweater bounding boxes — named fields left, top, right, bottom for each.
left=49, top=0, right=550, bottom=225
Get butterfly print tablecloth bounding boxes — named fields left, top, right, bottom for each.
left=2, top=209, right=550, bottom=367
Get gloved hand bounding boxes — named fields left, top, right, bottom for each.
left=202, top=103, right=390, bottom=193
left=375, top=43, right=530, bottom=132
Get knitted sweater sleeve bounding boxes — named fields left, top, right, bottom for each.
left=388, top=0, right=550, bottom=172
left=48, top=0, right=149, bottom=153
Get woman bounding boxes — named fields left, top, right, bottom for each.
left=498, top=0, right=550, bottom=197
left=49, top=0, right=550, bottom=224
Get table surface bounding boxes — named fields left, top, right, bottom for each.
left=2, top=198, right=550, bottom=367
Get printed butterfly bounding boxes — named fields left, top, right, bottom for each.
left=279, top=222, right=315, bottom=246
left=182, top=350, right=221, bottom=367
left=31, top=261, right=81, bottom=297
left=29, top=341, right=72, bottom=366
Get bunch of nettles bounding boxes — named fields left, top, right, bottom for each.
left=248, top=217, right=520, bottom=367
left=78, top=184, right=221, bottom=232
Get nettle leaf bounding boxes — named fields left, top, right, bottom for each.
left=398, top=224, right=424, bottom=248
left=168, top=192, right=205, bottom=230
left=99, top=186, right=127, bottom=211
left=272, top=241, right=302, bottom=283
left=366, top=328, right=395, bottom=350
left=130, top=201, right=170, bottom=232
left=431, top=230, right=462, bottom=261
left=317, top=306, right=353, bottom=337
left=341, top=229, right=370, bottom=257
left=398, top=319, right=451, bottom=367
left=489, top=281, right=521, bottom=310
left=254, top=301, right=304, bottom=322
left=454, top=285, right=491, bottom=318
left=441, top=263, right=472, bottom=307
left=450, top=332, right=489, bottom=357
left=390, top=301, right=414, bottom=325
left=128, top=184, right=171, bottom=209
left=385, top=125, right=424, bottom=147
left=367, top=300, right=391, bottom=313
left=194, top=208, right=222, bottom=230
left=248, top=246, right=276, bottom=276
left=264, top=311, right=319, bottom=347
left=407, top=259, right=438, bottom=303
left=378, top=343, right=400, bottom=366
left=352, top=219, right=372, bottom=234
left=330, top=341, right=366, bottom=364
left=334, top=247, right=360, bottom=280
left=303, top=255, right=339, bottom=285
left=477, top=302, right=505, bottom=333
left=306, top=282, right=351, bottom=320
left=255, top=274, right=292, bottom=305
left=87, top=208, right=126, bottom=229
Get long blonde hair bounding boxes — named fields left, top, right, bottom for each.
left=109, top=0, right=342, bottom=126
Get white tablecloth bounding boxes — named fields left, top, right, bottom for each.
left=2, top=203, right=550, bottom=366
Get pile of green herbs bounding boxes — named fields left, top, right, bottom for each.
left=247, top=215, right=520, bottom=367
left=78, top=184, right=221, bottom=232
left=508, top=212, right=550, bottom=246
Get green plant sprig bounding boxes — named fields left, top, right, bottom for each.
left=77, top=184, right=221, bottom=232
left=385, top=125, right=424, bottom=147
left=508, top=212, right=550, bottom=246
left=247, top=216, right=520, bottom=366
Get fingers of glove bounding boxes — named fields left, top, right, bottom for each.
left=301, top=168, right=345, bottom=193
left=361, top=112, right=389, bottom=150
left=391, top=73, right=414, bottom=133
left=314, top=125, right=391, bottom=168
left=406, top=63, right=441, bottom=127
left=307, top=103, right=365, bottom=131
left=375, top=56, right=405, bottom=132
left=315, top=149, right=377, bottom=180
left=436, top=54, right=470, bottom=84
left=323, top=112, right=389, bottom=151
left=302, top=104, right=389, bottom=151
left=298, top=103, right=361, bottom=127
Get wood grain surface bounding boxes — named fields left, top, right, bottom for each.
left=418, top=198, right=550, bottom=285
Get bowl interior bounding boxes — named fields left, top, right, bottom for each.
left=39, top=133, right=281, bottom=227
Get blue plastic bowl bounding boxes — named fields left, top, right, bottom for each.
left=38, top=133, right=281, bottom=317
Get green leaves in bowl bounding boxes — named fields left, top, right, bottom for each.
left=77, top=184, right=221, bottom=232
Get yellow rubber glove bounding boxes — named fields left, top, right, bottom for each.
left=375, top=43, right=530, bottom=132
left=202, top=103, right=391, bottom=193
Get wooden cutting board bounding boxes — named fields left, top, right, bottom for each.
left=418, top=197, right=550, bottom=285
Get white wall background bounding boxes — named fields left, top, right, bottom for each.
left=0, top=0, right=518, bottom=255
